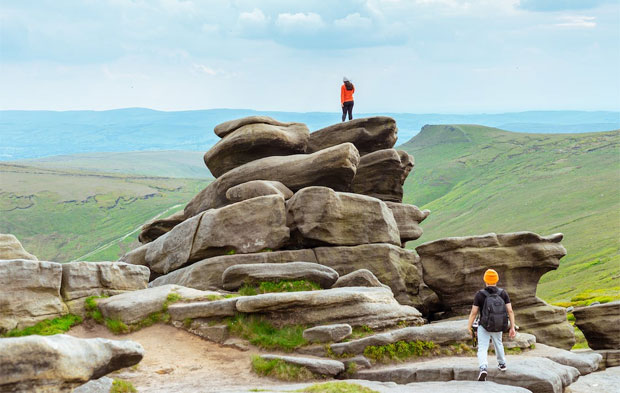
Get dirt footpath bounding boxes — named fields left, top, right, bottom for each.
left=69, top=323, right=286, bottom=392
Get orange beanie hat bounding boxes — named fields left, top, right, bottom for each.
left=484, top=269, right=499, bottom=285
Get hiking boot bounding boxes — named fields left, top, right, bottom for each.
left=478, top=368, right=488, bottom=381
left=498, top=363, right=507, bottom=371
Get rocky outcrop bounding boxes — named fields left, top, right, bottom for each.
left=0, top=334, right=143, bottom=392
left=384, top=202, right=429, bottom=245
left=565, top=366, right=620, bottom=393
left=235, top=287, right=424, bottom=329
left=205, top=122, right=309, bottom=178
left=524, top=343, right=601, bottom=375
left=303, top=324, right=352, bottom=343
left=221, top=262, right=339, bottom=290
left=214, top=115, right=295, bottom=138
left=307, top=117, right=397, bottom=155
left=60, top=261, right=150, bottom=316
left=259, top=355, right=345, bottom=376
left=332, top=269, right=389, bottom=289
left=0, top=234, right=37, bottom=260
left=150, top=249, right=317, bottom=290
left=573, top=301, right=620, bottom=350
left=138, top=210, right=185, bottom=244
left=185, top=143, right=360, bottom=218
left=416, top=232, right=574, bottom=348
left=286, top=187, right=400, bottom=247
left=144, top=195, right=290, bottom=274
left=0, top=259, right=67, bottom=332
left=168, top=297, right=239, bottom=320
left=351, top=149, right=413, bottom=202
left=226, top=180, right=293, bottom=203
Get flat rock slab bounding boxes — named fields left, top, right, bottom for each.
left=97, top=284, right=219, bottom=325
left=145, top=195, right=290, bottom=274
left=226, top=180, right=293, bottom=203
left=205, top=122, right=309, bottom=177
left=0, top=334, right=143, bottom=392
left=332, top=269, right=389, bottom=289
left=354, top=356, right=579, bottom=393
left=385, top=202, right=430, bottom=244
left=307, top=116, right=397, bottom=155
left=149, top=249, right=317, bottom=290
left=565, top=366, right=620, bottom=393
left=74, top=377, right=114, bottom=393
left=524, top=343, right=601, bottom=375
left=222, top=262, right=338, bottom=290
left=573, top=301, right=620, bottom=350
left=260, top=354, right=345, bottom=376
left=303, top=324, right=352, bottom=343
left=0, top=233, right=37, bottom=260
left=235, top=287, right=424, bottom=329
left=61, top=261, right=150, bottom=316
left=287, top=186, right=400, bottom=247
left=168, top=297, right=239, bottom=320
left=185, top=142, right=360, bottom=218
left=214, top=116, right=295, bottom=138
left=0, top=259, right=67, bottom=332
left=351, top=149, right=413, bottom=202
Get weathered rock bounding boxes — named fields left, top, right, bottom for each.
left=353, top=356, right=580, bottom=393
left=307, top=116, right=397, bottom=155
left=313, top=244, right=422, bottom=307
left=416, top=232, right=574, bottom=348
left=332, top=269, right=389, bottom=289
left=303, top=324, right=352, bottom=343
left=96, top=284, right=218, bottom=325
left=226, top=180, right=293, bottom=203
left=384, top=202, right=430, bottom=244
left=0, top=234, right=37, bottom=260
left=74, top=377, right=114, bottom=393
left=0, top=334, right=143, bottom=392
left=150, top=249, right=316, bottom=290
left=0, top=259, right=67, bottom=333
left=185, top=143, right=360, bottom=218
left=205, top=122, right=309, bottom=177
left=145, top=195, right=290, bottom=274
left=119, top=243, right=150, bottom=266
left=222, top=262, right=338, bottom=290
left=138, top=210, right=185, bottom=244
left=524, top=343, right=601, bottom=375
left=60, top=261, right=150, bottom=316
left=182, top=321, right=230, bottom=343
left=168, top=297, right=239, bottom=320
left=259, top=354, right=345, bottom=376
left=504, top=331, right=537, bottom=349
left=287, top=187, right=400, bottom=247
left=573, top=301, right=620, bottom=350
left=235, top=287, right=424, bottom=329
left=595, top=349, right=620, bottom=367
left=346, top=357, right=373, bottom=370
left=565, top=366, right=620, bottom=393
left=214, top=115, right=295, bottom=138
left=351, top=149, right=414, bottom=203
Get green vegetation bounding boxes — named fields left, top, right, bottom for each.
left=251, top=355, right=315, bottom=381
left=227, top=314, right=307, bottom=351
left=0, top=162, right=205, bottom=261
left=350, top=325, right=374, bottom=340
left=298, top=382, right=379, bottom=393
left=401, top=125, right=620, bottom=303
left=239, top=280, right=321, bottom=296
left=105, top=318, right=130, bottom=334
left=2, top=314, right=82, bottom=337
left=363, top=340, right=436, bottom=363
left=84, top=295, right=108, bottom=323
left=564, top=312, right=590, bottom=349
left=110, top=379, right=137, bottom=393
left=552, top=288, right=617, bottom=308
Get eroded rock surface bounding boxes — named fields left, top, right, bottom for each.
left=573, top=301, right=620, bottom=350
left=332, top=269, right=389, bottom=289
left=226, top=180, right=293, bottom=203
left=0, top=259, right=67, bottom=332
left=0, top=234, right=37, bottom=260
left=138, top=210, right=185, bottom=244
left=351, top=149, right=413, bottom=202
left=524, top=343, right=601, bottom=375
left=214, top=115, right=295, bottom=138
left=565, top=366, right=620, bottom=393
left=222, top=262, right=338, bottom=290
left=303, top=324, right=352, bottom=343
left=0, top=334, right=143, bottom=392
left=307, top=116, right=397, bottom=155
left=384, top=202, right=429, bottom=244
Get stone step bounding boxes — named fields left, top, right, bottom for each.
left=259, top=354, right=345, bottom=376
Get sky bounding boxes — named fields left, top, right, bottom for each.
left=1, top=0, right=619, bottom=113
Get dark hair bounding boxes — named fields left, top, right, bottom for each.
left=344, top=81, right=354, bottom=91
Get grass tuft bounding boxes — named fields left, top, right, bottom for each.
left=110, top=379, right=137, bottom=393
left=298, top=381, right=380, bottom=393
left=251, top=355, right=315, bottom=381
left=363, top=340, right=436, bottom=363
left=227, top=314, right=307, bottom=351
left=105, top=318, right=130, bottom=334
left=2, top=314, right=83, bottom=337
left=238, top=280, right=321, bottom=296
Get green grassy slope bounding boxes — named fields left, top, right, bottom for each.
left=401, top=125, right=620, bottom=304
left=0, top=163, right=206, bottom=261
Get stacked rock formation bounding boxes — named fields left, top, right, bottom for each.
left=125, top=116, right=433, bottom=320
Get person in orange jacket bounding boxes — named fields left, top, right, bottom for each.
left=341, top=77, right=355, bottom=122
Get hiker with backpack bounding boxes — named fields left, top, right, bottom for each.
left=467, top=269, right=517, bottom=381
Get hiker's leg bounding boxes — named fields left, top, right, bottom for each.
left=348, top=101, right=354, bottom=120
left=342, top=105, right=347, bottom=122
left=477, top=326, right=490, bottom=370
left=490, top=331, right=506, bottom=366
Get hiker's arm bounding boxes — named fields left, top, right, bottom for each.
left=506, top=303, right=517, bottom=337
left=467, top=305, right=479, bottom=331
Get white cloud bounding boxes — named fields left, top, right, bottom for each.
left=334, top=13, right=373, bottom=29
left=275, top=12, right=324, bottom=33
left=193, top=63, right=217, bottom=75
left=239, top=8, right=268, bottom=24
left=555, top=15, right=597, bottom=28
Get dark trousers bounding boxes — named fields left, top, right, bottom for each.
left=342, top=101, right=354, bottom=121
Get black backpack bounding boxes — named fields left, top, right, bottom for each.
left=479, top=288, right=509, bottom=333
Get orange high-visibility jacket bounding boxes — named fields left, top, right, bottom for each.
left=341, top=84, right=355, bottom=105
